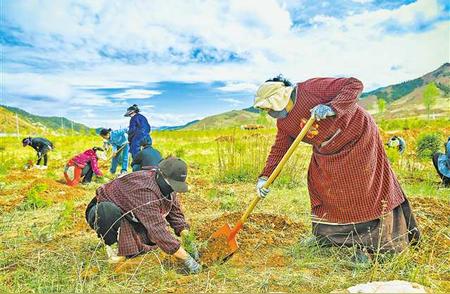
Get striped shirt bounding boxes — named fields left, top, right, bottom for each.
left=261, top=77, right=405, bottom=223
left=95, top=170, right=189, bottom=256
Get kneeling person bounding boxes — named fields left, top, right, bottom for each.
left=64, top=147, right=105, bottom=186
left=131, top=138, right=162, bottom=172
left=85, top=157, right=201, bottom=274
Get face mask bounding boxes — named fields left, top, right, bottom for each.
left=268, top=108, right=288, bottom=119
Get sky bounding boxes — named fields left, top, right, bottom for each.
left=1, top=0, right=449, bottom=128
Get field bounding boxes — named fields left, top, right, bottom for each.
left=0, top=119, right=449, bottom=293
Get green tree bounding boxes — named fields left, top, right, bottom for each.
left=377, top=99, right=386, bottom=114
left=423, top=82, right=439, bottom=119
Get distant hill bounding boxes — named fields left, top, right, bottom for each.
left=358, top=63, right=450, bottom=118
left=155, top=120, right=200, bottom=131
left=0, top=105, right=92, bottom=135
left=185, top=109, right=275, bottom=130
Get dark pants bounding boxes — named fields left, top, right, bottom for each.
left=86, top=201, right=123, bottom=245
left=37, top=148, right=50, bottom=166
left=81, top=163, right=94, bottom=184
left=432, top=153, right=450, bottom=186
left=85, top=198, right=152, bottom=247
left=312, top=198, right=420, bottom=253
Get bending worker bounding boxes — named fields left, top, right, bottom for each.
left=22, top=136, right=54, bottom=169
left=64, top=147, right=105, bottom=186
left=99, top=128, right=129, bottom=177
left=432, top=136, right=450, bottom=187
left=125, top=104, right=152, bottom=160
left=254, top=75, right=420, bottom=255
left=85, top=157, right=201, bottom=274
left=131, top=138, right=162, bottom=172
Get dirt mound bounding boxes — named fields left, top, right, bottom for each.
left=197, top=212, right=307, bottom=265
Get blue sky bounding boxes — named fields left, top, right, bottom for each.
left=1, top=0, right=449, bottom=127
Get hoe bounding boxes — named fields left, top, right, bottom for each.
left=208, top=116, right=316, bottom=261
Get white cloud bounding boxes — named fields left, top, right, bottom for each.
left=3, top=0, right=449, bottom=127
left=351, top=0, right=372, bottom=3
left=110, top=89, right=162, bottom=99
left=217, top=82, right=258, bottom=92
left=220, top=98, right=244, bottom=106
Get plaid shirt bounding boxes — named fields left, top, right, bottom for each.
left=95, top=170, right=189, bottom=256
left=261, top=77, right=405, bottom=223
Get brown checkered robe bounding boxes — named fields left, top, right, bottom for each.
left=95, top=170, right=189, bottom=256
left=261, top=77, right=405, bottom=224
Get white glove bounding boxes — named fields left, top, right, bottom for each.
left=256, top=177, right=270, bottom=198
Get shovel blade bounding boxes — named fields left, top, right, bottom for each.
left=210, top=223, right=239, bottom=258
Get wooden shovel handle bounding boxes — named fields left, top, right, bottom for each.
left=239, top=116, right=316, bottom=224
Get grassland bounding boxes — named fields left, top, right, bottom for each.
left=0, top=118, right=449, bottom=293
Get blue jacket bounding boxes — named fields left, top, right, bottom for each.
left=128, top=113, right=151, bottom=143
left=108, top=129, right=128, bottom=151
left=437, top=138, right=450, bottom=178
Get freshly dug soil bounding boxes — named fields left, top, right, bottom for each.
left=197, top=212, right=307, bottom=265
left=200, top=234, right=234, bottom=265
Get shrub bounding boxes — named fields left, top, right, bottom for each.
left=416, top=133, right=442, bottom=159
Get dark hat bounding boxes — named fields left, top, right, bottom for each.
left=124, top=104, right=140, bottom=117
left=22, top=137, right=32, bottom=147
left=99, top=128, right=111, bottom=136
left=159, top=157, right=188, bottom=192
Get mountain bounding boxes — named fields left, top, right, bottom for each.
left=358, top=63, right=450, bottom=118
left=184, top=109, right=275, bottom=130
left=0, top=105, right=92, bottom=135
left=155, top=120, right=200, bottom=131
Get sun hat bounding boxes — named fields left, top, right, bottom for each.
left=254, top=82, right=294, bottom=111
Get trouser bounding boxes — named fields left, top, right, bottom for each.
left=86, top=201, right=123, bottom=245
left=85, top=198, right=152, bottom=247
left=312, top=198, right=420, bottom=253
left=64, top=161, right=93, bottom=186
left=37, top=147, right=50, bottom=166
left=110, top=144, right=129, bottom=174
left=130, top=135, right=151, bottom=159
left=432, top=153, right=450, bottom=186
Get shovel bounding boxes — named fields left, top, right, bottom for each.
left=209, top=116, right=316, bottom=260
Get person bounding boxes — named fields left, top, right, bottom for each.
left=131, top=138, right=163, bottom=172
left=386, top=136, right=406, bottom=154
left=64, top=147, right=105, bottom=186
left=432, top=136, right=450, bottom=187
left=125, top=104, right=152, bottom=160
left=84, top=157, right=201, bottom=274
left=22, top=136, right=54, bottom=169
left=254, top=75, right=420, bottom=256
left=99, top=128, right=129, bottom=177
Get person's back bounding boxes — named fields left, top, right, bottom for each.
left=138, top=146, right=162, bottom=169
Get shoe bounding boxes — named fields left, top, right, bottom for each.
left=106, top=245, right=125, bottom=264
left=117, top=171, right=128, bottom=178
left=41, top=166, right=48, bottom=170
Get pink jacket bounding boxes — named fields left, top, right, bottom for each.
left=72, top=149, right=103, bottom=176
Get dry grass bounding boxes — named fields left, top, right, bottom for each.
left=0, top=121, right=449, bottom=293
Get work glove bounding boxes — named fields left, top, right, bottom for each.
left=183, top=255, right=202, bottom=274
left=310, top=104, right=335, bottom=121
left=256, top=177, right=270, bottom=198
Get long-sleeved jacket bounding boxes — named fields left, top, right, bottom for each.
left=131, top=146, right=162, bottom=170
left=95, top=170, right=189, bottom=256
left=108, top=129, right=128, bottom=151
left=128, top=113, right=151, bottom=143
left=30, top=137, right=53, bottom=153
left=437, top=138, right=450, bottom=178
left=261, top=77, right=405, bottom=224
left=72, top=149, right=103, bottom=176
